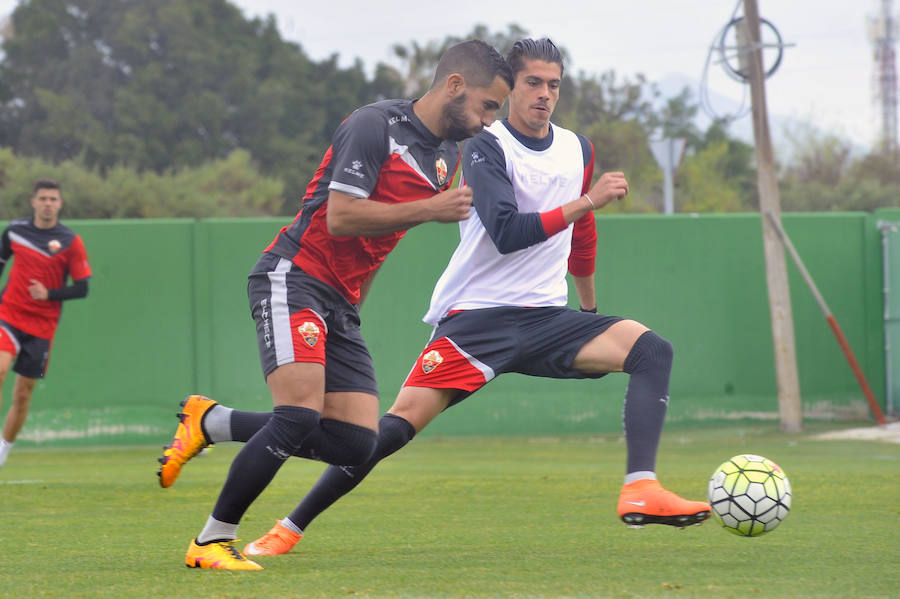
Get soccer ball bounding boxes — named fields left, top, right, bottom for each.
left=707, top=454, right=791, bottom=536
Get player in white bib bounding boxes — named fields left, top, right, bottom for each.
left=164, top=39, right=711, bottom=558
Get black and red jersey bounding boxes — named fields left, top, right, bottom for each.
left=265, top=99, right=460, bottom=304
left=0, top=219, right=92, bottom=339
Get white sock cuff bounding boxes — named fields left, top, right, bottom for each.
left=624, top=471, right=657, bottom=485
left=197, top=515, right=238, bottom=544
left=280, top=518, right=303, bottom=536
left=203, top=405, right=233, bottom=443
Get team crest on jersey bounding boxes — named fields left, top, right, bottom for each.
left=421, top=350, right=444, bottom=374
left=435, top=157, right=448, bottom=185
left=47, top=239, right=61, bottom=254
left=297, top=321, right=320, bottom=347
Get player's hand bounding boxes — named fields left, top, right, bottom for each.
left=428, top=186, right=473, bottom=223
left=28, top=279, right=49, bottom=301
left=585, top=172, right=629, bottom=210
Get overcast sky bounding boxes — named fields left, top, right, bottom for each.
left=229, top=0, right=889, bottom=150
left=0, top=0, right=892, bottom=151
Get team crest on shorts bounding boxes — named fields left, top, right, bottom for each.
left=421, top=349, right=444, bottom=373
left=47, top=239, right=61, bottom=253
left=297, top=321, right=320, bottom=347
left=435, top=157, right=448, bottom=185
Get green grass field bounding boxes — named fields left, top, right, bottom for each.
left=1, top=422, right=897, bottom=598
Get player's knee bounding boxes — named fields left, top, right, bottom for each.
left=319, top=419, right=377, bottom=466
left=268, top=405, right=321, bottom=455
left=623, top=330, right=673, bottom=375
left=376, top=413, right=416, bottom=459
left=12, top=383, right=36, bottom=406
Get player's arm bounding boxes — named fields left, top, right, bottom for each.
left=569, top=210, right=598, bottom=312
left=0, top=227, right=11, bottom=278
left=569, top=134, right=599, bottom=312
left=466, top=134, right=626, bottom=254
left=30, top=235, right=92, bottom=301
left=573, top=275, right=597, bottom=312
left=327, top=186, right=472, bottom=238
left=28, top=278, right=89, bottom=301
left=324, top=105, right=471, bottom=238
left=557, top=137, right=628, bottom=224
left=49, top=278, right=89, bottom=300
left=464, top=134, right=549, bottom=254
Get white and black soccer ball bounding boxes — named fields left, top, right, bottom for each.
left=707, top=454, right=791, bottom=536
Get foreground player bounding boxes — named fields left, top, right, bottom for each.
left=0, top=179, right=91, bottom=468
left=162, top=39, right=710, bottom=559
left=158, top=40, right=513, bottom=570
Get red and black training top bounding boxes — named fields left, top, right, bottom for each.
left=265, top=99, right=460, bottom=304
left=0, top=219, right=92, bottom=339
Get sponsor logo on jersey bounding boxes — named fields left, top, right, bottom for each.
left=47, top=239, right=61, bottom=254
left=470, top=151, right=485, bottom=165
left=388, top=115, right=409, bottom=125
left=421, top=349, right=443, bottom=373
left=298, top=321, right=320, bottom=347
left=260, top=298, right=272, bottom=348
left=435, top=157, right=448, bottom=185
left=343, top=159, right=366, bottom=179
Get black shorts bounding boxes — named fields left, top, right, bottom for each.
left=0, top=319, right=51, bottom=378
left=404, top=306, right=622, bottom=405
left=247, top=252, right=378, bottom=396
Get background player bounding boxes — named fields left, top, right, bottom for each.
left=0, top=179, right=91, bottom=468
left=158, top=39, right=513, bottom=570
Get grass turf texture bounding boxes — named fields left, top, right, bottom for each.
left=0, top=422, right=897, bottom=598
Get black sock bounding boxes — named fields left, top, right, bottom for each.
left=292, top=418, right=377, bottom=465
left=212, top=405, right=319, bottom=524
left=230, top=411, right=272, bottom=442
left=622, top=330, right=673, bottom=474
left=288, top=413, right=415, bottom=530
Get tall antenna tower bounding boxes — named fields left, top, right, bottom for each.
left=870, top=0, right=899, bottom=156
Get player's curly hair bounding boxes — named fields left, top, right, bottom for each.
left=432, top=39, right=514, bottom=91
left=507, top=38, right=564, bottom=78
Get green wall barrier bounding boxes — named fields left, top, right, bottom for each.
left=2, top=212, right=886, bottom=446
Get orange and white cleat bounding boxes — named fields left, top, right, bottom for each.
left=244, top=521, right=303, bottom=556
left=185, top=539, right=262, bottom=570
left=618, top=478, right=711, bottom=528
left=157, top=395, right=217, bottom=488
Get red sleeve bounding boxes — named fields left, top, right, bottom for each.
left=568, top=140, right=597, bottom=276
left=68, top=235, right=92, bottom=280
left=568, top=212, right=597, bottom=276
left=539, top=206, right=567, bottom=237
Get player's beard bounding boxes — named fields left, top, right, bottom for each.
left=443, top=93, right=482, bottom=142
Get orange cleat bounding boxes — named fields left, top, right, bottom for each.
left=244, top=521, right=303, bottom=556
left=157, top=395, right=217, bottom=488
left=618, top=478, right=711, bottom=528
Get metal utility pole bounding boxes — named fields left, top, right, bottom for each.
left=870, top=0, right=898, bottom=156
left=743, top=0, right=803, bottom=432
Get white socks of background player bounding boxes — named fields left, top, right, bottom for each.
left=0, top=438, right=13, bottom=468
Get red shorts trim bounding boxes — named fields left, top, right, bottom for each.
left=0, top=325, right=19, bottom=354
left=403, top=337, right=487, bottom=391
left=290, top=308, right=327, bottom=365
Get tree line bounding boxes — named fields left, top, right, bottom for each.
left=0, top=0, right=895, bottom=219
